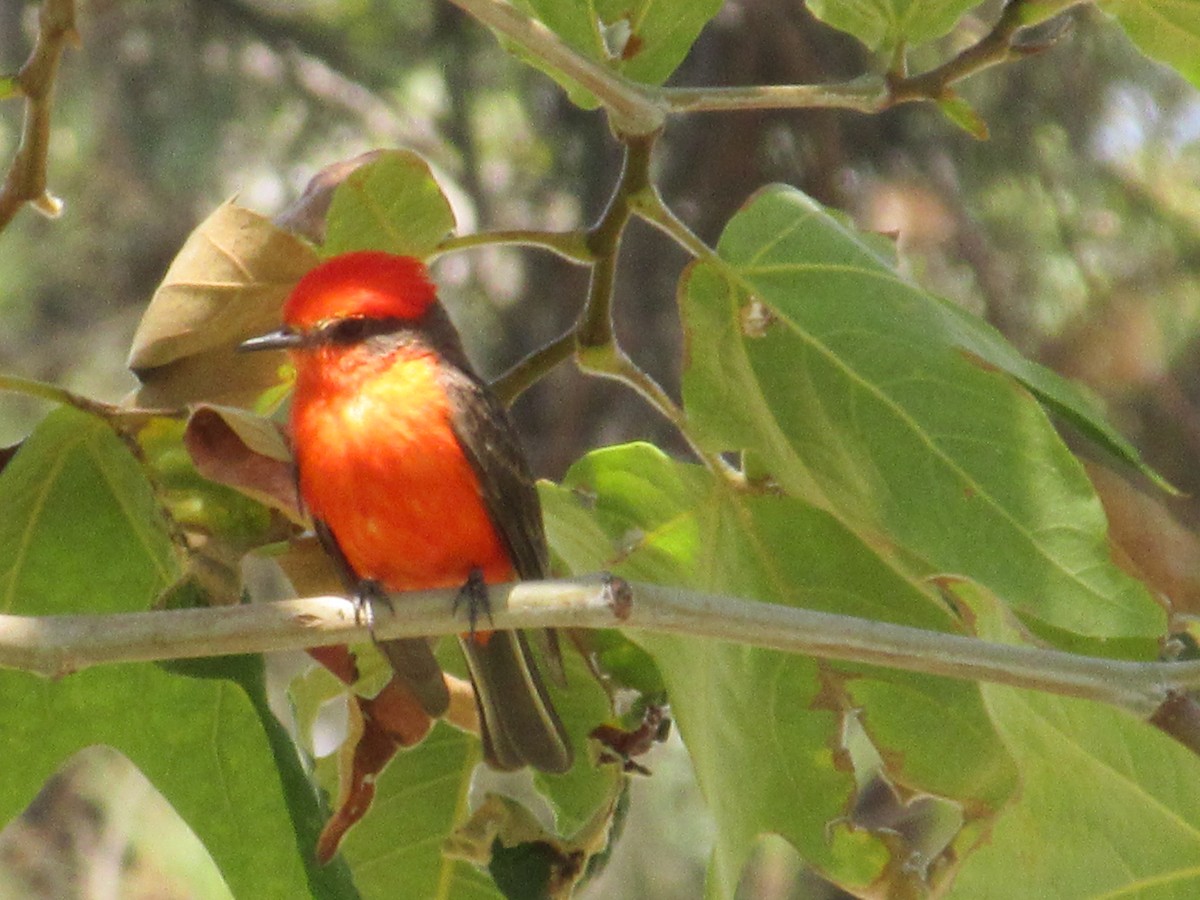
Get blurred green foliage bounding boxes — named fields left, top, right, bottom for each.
left=3, top=1, right=1200, bottom=898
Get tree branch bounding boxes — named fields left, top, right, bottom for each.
left=2, top=578, right=1194, bottom=723
left=0, top=0, right=77, bottom=232
left=490, top=330, right=575, bottom=407
left=447, top=0, right=1061, bottom=134
left=886, top=0, right=1048, bottom=103
left=444, top=0, right=665, bottom=135
left=660, top=77, right=890, bottom=116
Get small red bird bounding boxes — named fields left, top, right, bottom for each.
left=241, top=250, right=572, bottom=773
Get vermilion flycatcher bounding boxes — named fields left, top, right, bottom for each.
left=241, top=250, right=572, bottom=773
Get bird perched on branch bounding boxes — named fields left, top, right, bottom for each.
left=241, top=250, right=572, bottom=774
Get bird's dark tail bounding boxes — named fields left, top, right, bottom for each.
left=376, top=637, right=451, bottom=717
left=459, top=630, right=573, bottom=774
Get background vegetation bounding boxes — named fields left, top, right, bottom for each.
left=3, top=0, right=1200, bottom=897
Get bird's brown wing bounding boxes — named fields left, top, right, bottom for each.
left=436, top=364, right=550, bottom=582
left=430, top=321, right=572, bottom=773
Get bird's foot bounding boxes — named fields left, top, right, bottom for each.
left=452, top=568, right=493, bottom=638
left=353, top=578, right=391, bottom=630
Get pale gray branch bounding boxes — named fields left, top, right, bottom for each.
left=1, top=578, right=1196, bottom=721
left=445, top=0, right=665, bottom=135
left=658, top=79, right=890, bottom=115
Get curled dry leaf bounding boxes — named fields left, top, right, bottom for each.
left=273, top=149, right=388, bottom=246
left=446, top=793, right=609, bottom=899
left=183, top=403, right=301, bottom=522
left=126, top=200, right=318, bottom=409
left=315, top=678, right=437, bottom=864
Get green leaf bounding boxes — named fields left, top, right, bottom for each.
left=295, top=631, right=616, bottom=896
left=937, top=92, right=990, bottom=140
left=682, top=184, right=1165, bottom=643
left=542, top=443, right=1018, bottom=896
left=504, top=0, right=722, bottom=109
left=1105, top=0, right=1200, bottom=91
left=805, top=0, right=978, bottom=51
left=0, top=407, right=317, bottom=898
left=322, top=149, right=457, bottom=259
left=325, top=720, right=495, bottom=899
left=534, top=644, right=623, bottom=839
left=946, top=587, right=1200, bottom=898
left=846, top=668, right=1017, bottom=813
left=0, top=407, right=178, bottom=614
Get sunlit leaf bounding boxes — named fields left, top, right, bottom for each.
left=502, top=0, right=722, bottom=109
left=322, top=149, right=456, bottom=259
left=682, top=184, right=1165, bottom=643
left=805, top=0, right=978, bottom=51
left=1105, top=0, right=1200, bottom=90
left=946, top=584, right=1200, bottom=897
left=543, top=443, right=1017, bottom=896
left=0, top=407, right=325, bottom=898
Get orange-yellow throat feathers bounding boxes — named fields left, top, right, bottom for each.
left=290, top=339, right=512, bottom=591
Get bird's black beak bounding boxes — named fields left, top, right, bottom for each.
left=238, top=328, right=302, bottom=353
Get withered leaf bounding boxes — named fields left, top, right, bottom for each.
left=127, top=200, right=318, bottom=408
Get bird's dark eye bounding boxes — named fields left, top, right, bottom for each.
left=323, top=318, right=374, bottom=344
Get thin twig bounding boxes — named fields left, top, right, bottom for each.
left=436, top=228, right=594, bottom=264
left=632, top=183, right=720, bottom=263
left=566, top=132, right=734, bottom=477
left=0, top=373, right=182, bottom=425
left=887, top=0, right=1041, bottom=103
left=490, top=330, right=575, bottom=407
left=638, top=0, right=1053, bottom=119
left=660, top=77, right=890, bottom=115
left=0, top=0, right=78, bottom=231
left=575, top=132, right=656, bottom=349
left=0, top=579, right=1192, bottom=722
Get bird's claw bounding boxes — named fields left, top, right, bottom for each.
left=453, top=568, right=493, bottom=637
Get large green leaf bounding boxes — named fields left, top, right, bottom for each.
left=0, top=408, right=321, bottom=898
left=682, top=184, right=1165, bottom=643
left=542, top=443, right=1018, bottom=897
left=1105, top=0, right=1200, bottom=91
left=946, top=587, right=1200, bottom=898
left=805, top=0, right=978, bottom=51
left=504, top=0, right=722, bottom=109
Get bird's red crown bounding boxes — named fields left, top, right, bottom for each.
left=283, top=251, right=438, bottom=328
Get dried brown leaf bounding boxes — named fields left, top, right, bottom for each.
left=315, top=678, right=435, bottom=864
left=183, top=404, right=300, bottom=521
left=1087, top=461, right=1200, bottom=617
left=273, top=150, right=387, bottom=246
left=127, top=200, right=318, bottom=408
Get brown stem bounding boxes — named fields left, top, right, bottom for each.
left=576, top=132, right=657, bottom=350
left=490, top=331, right=575, bottom=407
left=887, top=0, right=1046, bottom=104
left=0, top=0, right=78, bottom=232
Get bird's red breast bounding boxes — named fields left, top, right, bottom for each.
left=290, top=337, right=513, bottom=592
